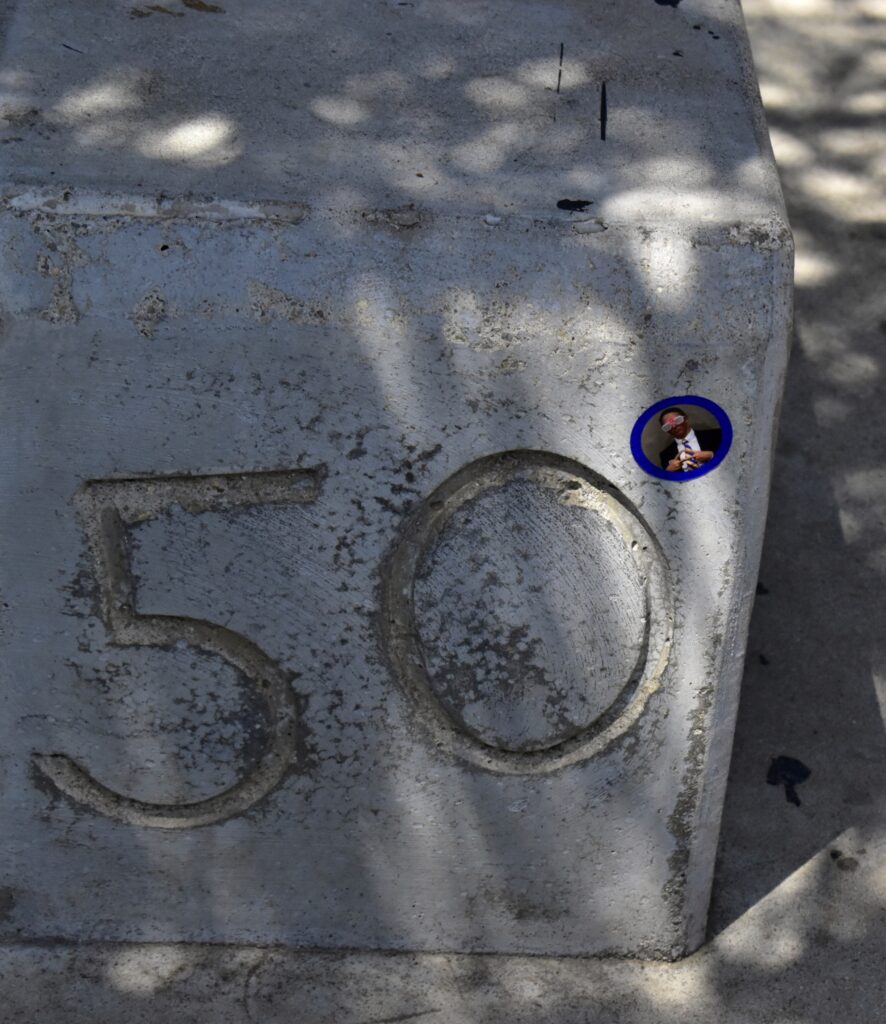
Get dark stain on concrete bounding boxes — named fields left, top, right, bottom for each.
left=360, top=1011, right=440, bottom=1024
left=0, top=887, right=16, bottom=921
left=362, top=204, right=424, bottom=231
left=767, top=755, right=811, bottom=806
left=830, top=849, right=860, bottom=872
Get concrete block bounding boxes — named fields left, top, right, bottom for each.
left=0, top=0, right=792, bottom=957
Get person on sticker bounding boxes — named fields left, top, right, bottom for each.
left=659, top=407, right=722, bottom=473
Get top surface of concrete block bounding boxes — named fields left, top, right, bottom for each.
left=0, top=0, right=782, bottom=223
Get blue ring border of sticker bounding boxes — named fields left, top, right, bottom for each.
left=630, top=394, right=733, bottom=482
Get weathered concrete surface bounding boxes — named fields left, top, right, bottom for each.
left=2, top=825, right=885, bottom=1023
left=0, top=0, right=791, bottom=959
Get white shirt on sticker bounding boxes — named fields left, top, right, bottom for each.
left=677, top=428, right=702, bottom=471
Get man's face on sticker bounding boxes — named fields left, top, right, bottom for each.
left=661, top=411, right=690, bottom=440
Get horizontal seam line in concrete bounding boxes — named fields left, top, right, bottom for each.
left=0, top=189, right=790, bottom=236
left=0, top=937, right=683, bottom=963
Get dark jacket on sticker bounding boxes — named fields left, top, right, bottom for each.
left=659, top=428, right=723, bottom=470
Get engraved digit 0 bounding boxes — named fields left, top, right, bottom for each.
left=34, top=469, right=321, bottom=829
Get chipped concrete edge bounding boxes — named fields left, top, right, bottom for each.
left=2, top=187, right=310, bottom=223
left=678, top=239, right=795, bottom=954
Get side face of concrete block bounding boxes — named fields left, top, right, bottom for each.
left=0, top=0, right=791, bottom=957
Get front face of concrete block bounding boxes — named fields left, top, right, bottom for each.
left=0, top=0, right=791, bottom=957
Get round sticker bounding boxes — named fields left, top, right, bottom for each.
left=630, top=395, right=733, bottom=482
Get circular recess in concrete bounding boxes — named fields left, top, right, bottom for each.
left=381, top=451, right=673, bottom=774
left=413, top=477, right=647, bottom=753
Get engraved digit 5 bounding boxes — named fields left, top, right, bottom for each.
left=34, top=469, right=321, bottom=829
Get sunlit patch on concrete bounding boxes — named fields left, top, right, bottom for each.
left=734, top=154, right=780, bottom=190
left=767, top=127, right=814, bottom=167
left=845, top=89, right=886, bottom=115
left=858, top=0, right=886, bottom=19
left=136, top=114, right=240, bottom=164
left=819, top=127, right=882, bottom=158
left=798, top=166, right=886, bottom=219
left=642, top=156, right=715, bottom=188
left=0, top=68, right=36, bottom=88
left=449, top=122, right=526, bottom=173
left=464, top=76, right=532, bottom=110
left=838, top=506, right=865, bottom=544
left=105, top=946, right=192, bottom=995
left=600, top=187, right=736, bottom=222
left=515, top=57, right=589, bottom=89
left=56, top=82, right=142, bottom=119
left=843, top=467, right=886, bottom=503
left=794, top=248, right=838, bottom=287
left=758, top=80, right=806, bottom=110
left=310, top=95, right=371, bottom=126
left=636, top=962, right=713, bottom=1008
left=416, top=54, right=457, bottom=80
left=750, top=0, right=834, bottom=14
left=824, top=350, right=879, bottom=387
left=628, top=231, right=696, bottom=311
left=812, top=394, right=851, bottom=425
